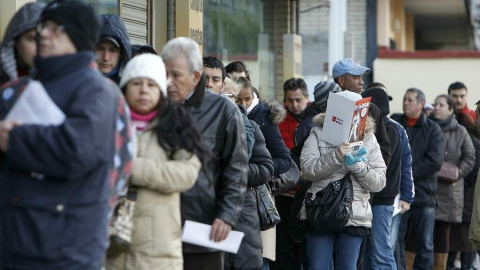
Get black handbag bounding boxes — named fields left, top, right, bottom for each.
left=304, top=174, right=353, bottom=233
left=256, top=184, right=281, bottom=231
left=270, top=158, right=301, bottom=196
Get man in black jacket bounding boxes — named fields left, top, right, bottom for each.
left=161, top=37, right=248, bottom=270
left=392, top=88, right=444, bottom=270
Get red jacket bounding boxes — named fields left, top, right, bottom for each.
left=458, top=104, right=477, bottom=121
left=278, top=103, right=311, bottom=149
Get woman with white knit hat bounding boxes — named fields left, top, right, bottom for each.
left=107, top=54, right=207, bottom=270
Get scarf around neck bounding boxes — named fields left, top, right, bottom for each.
left=246, top=92, right=259, bottom=115
left=130, top=109, right=157, bottom=131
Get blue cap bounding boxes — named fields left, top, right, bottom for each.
left=332, top=58, right=370, bottom=78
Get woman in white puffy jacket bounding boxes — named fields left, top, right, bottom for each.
left=300, top=91, right=386, bottom=270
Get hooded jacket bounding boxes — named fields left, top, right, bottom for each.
left=99, top=14, right=132, bottom=84
left=432, top=115, right=475, bottom=223
left=392, top=113, right=444, bottom=207
left=300, top=114, right=386, bottom=228
left=0, top=2, right=46, bottom=85
left=181, top=75, right=248, bottom=253
left=248, top=100, right=291, bottom=176
left=0, top=52, right=118, bottom=269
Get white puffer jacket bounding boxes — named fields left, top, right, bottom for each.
left=300, top=114, right=386, bottom=228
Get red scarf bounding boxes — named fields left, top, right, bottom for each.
left=130, top=110, right=157, bottom=131
left=457, top=104, right=477, bottom=121
left=406, top=116, right=419, bottom=127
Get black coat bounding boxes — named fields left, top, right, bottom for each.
left=392, top=113, right=444, bottom=207
left=371, top=117, right=401, bottom=205
left=226, top=120, right=274, bottom=270
left=248, top=101, right=291, bottom=176
left=0, top=52, right=118, bottom=269
left=181, top=77, right=249, bottom=253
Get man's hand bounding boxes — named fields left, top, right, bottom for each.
left=210, top=218, right=232, bottom=243
left=399, top=200, right=410, bottom=214
left=0, top=120, right=21, bottom=152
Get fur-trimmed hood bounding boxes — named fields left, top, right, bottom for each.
left=312, top=113, right=375, bottom=135
left=262, top=100, right=286, bottom=125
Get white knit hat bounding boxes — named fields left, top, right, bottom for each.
left=336, top=90, right=362, bottom=101
left=119, top=53, right=167, bottom=97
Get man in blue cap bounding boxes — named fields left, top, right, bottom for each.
left=333, top=58, right=370, bottom=94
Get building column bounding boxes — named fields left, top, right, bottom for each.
left=0, top=0, right=35, bottom=41
left=376, top=0, right=390, bottom=48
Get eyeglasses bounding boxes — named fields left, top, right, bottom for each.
left=36, top=23, right=65, bottom=35
left=220, top=92, right=238, bottom=101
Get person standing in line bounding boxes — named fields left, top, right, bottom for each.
left=161, top=37, right=248, bottom=270
left=0, top=2, right=46, bottom=85
left=95, top=14, right=132, bottom=85
left=448, top=81, right=476, bottom=120
left=0, top=1, right=122, bottom=269
left=203, top=56, right=225, bottom=94
left=300, top=90, right=386, bottom=270
left=106, top=54, right=205, bottom=270
left=429, top=95, right=474, bottom=269
left=362, top=87, right=414, bottom=270
left=392, top=88, right=444, bottom=270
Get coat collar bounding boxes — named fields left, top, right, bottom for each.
left=34, top=51, right=95, bottom=82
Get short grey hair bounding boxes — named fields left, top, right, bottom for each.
left=161, top=37, right=202, bottom=73
left=223, top=77, right=241, bottom=95
left=406, top=87, right=425, bottom=104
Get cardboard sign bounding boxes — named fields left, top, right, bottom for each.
left=322, top=92, right=371, bottom=147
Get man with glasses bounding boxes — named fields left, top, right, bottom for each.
left=0, top=1, right=128, bottom=269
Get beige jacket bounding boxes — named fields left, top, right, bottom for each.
left=300, top=114, right=386, bottom=228
left=107, top=124, right=201, bottom=270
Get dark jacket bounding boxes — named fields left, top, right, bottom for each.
left=369, top=103, right=391, bottom=166
left=0, top=52, right=118, bottom=269
left=432, top=115, right=475, bottom=223
left=372, top=117, right=401, bottom=205
left=391, top=119, right=415, bottom=204
left=226, top=119, right=274, bottom=270
left=392, top=113, right=444, bottom=207
left=181, top=76, right=248, bottom=253
left=99, top=14, right=132, bottom=84
left=463, top=129, right=480, bottom=223
left=0, top=3, right=46, bottom=85
left=248, top=100, right=291, bottom=176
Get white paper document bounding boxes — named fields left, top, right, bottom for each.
left=392, top=194, right=402, bottom=217
left=6, top=80, right=65, bottom=125
left=181, top=220, right=245, bottom=254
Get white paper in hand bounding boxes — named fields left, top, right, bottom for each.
left=181, top=220, right=244, bottom=254
left=6, top=80, right=65, bottom=125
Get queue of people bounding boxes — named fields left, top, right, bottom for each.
left=0, top=1, right=480, bottom=270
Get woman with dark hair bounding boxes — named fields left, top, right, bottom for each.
left=429, top=94, right=475, bottom=269
left=226, top=61, right=250, bottom=80
left=107, top=54, right=205, bottom=270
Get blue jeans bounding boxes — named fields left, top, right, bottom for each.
left=396, top=206, right=435, bottom=270
left=306, top=230, right=363, bottom=270
left=364, top=205, right=397, bottom=270
left=390, top=212, right=401, bottom=249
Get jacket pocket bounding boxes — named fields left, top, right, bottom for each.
left=350, top=198, right=372, bottom=226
